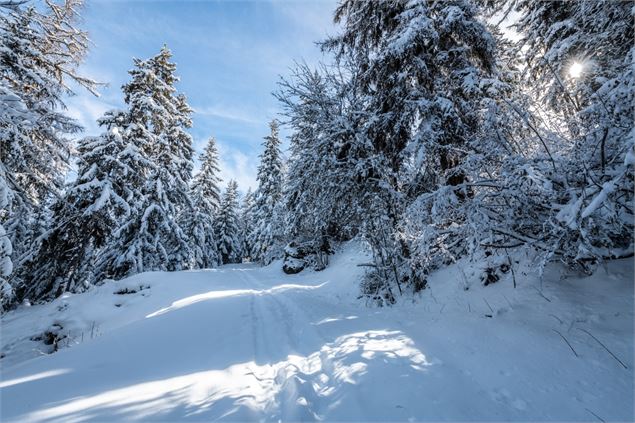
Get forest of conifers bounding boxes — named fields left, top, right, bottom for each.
left=0, top=0, right=633, bottom=311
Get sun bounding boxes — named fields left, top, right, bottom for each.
left=569, top=62, right=584, bottom=79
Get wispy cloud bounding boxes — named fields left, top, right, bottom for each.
left=217, top=143, right=259, bottom=192
left=193, top=105, right=263, bottom=125
left=66, top=94, right=118, bottom=136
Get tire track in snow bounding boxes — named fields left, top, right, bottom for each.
left=249, top=295, right=262, bottom=363
left=239, top=269, right=335, bottom=421
left=236, top=268, right=434, bottom=421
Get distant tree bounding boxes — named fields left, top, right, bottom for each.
left=240, top=187, right=256, bottom=261
left=0, top=165, right=13, bottom=311
left=215, top=180, right=242, bottom=264
left=181, top=137, right=223, bottom=269
left=251, top=120, right=284, bottom=264
left=191, top=137, right=222, bottom=211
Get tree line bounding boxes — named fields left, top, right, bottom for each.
left=1, top=0, right=632, bottom=310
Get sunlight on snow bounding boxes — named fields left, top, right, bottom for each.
left=19, top=330, right=432, bottom=422
left=0, top=369, right=71, bottom=389
left=314, top=315, right=359, bottom=326
left=146, top=282, right=327, bottom=318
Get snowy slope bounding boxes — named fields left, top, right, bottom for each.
left=1, top=242, right=633, bottom=422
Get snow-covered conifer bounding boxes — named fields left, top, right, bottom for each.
left=99, top=46, right=194, bottom=278
left=251, top=120, right=284, bottom=264
left=317, top=0, right=504, bottom=299
left=0, top=0, right=97, bottom=308
left=0, top=165, right=13, bottom=311
left=18, top=112, right=134, bottom=302
left=240, top=188, right=255, bottom=261
left=215, top=180, right=242, bottom=264
left=181, top=137, right=223, bottom=269
left=191, top=137, right=222, bottom=211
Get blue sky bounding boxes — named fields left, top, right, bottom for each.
left=67, top=0, right=338, bottom=191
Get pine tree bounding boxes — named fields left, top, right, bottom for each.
left=240, top=187, right=256, bottom=261
left=277, top=62, right=365, bottom=245
left=316, top=0, right=503, bottom=299
left=17, top=112, right=134, bottom=302
left=251, top=120, right=284, bottom=264
left=191, top=137, right=222, bottom=211
left=0, top=0, right=97, bottom=309
left=99, top=46, right=194, bottom=279
left=215, top=180, right=242, bottom=264
left=0, top=164, right=13, bottom=311
left=181, top=137, right=222, bottom=269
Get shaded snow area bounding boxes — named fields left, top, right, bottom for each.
left=1, top=242, right=633, bottom=422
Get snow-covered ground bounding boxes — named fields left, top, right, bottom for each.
left=1, top=242, right=633, bottom=422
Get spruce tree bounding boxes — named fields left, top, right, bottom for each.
left=326, top=0, right=505, bottom=194
left=0, top=0, right=97, bottom=308
left=240, top=188, right=256, bottom=261
left=181, top=137, right=222, bottom=269
left=319, top=0, right=503, bottom=299
left=251, top=120, right=284, bottom=264
left=99, top=46, right=194, bottom=279
left=215, top=180, right=242, bottom=264
left=17, top=112, right=134, bottom=302
left=191, top=137, right=222, bottom=211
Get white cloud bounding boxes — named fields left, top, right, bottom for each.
left=217, top=142, right=259, bottom=193
left=66, top=93, right=119, bottom=136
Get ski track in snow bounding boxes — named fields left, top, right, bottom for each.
left=0, top=243, right=633, bottom=422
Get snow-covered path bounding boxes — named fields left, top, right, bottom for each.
left=1, top=244, right=633, bottom=422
